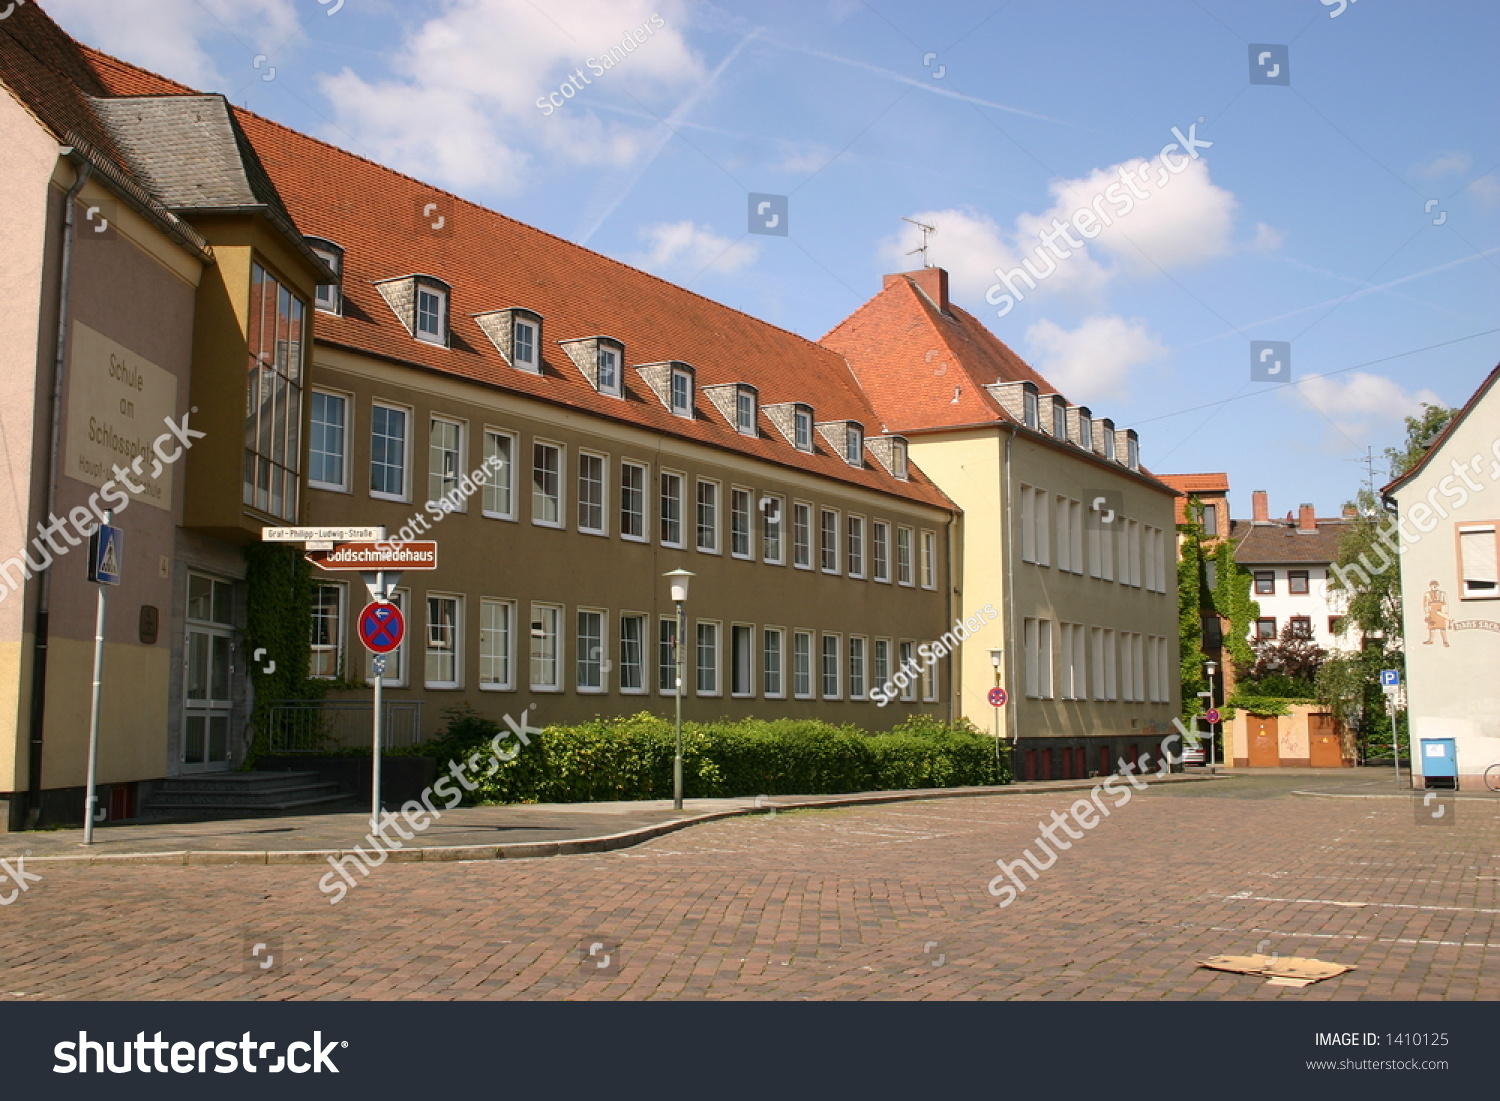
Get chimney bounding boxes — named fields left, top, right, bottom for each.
left=1298, top=503, right=1317, bottom=534
left=1252, top=490, right=1269, bottom=523
left=1342, top=504, right=1357, bottom=519
left=886, top=267, right=949, bottom=312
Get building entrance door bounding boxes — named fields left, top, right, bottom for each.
left=1308, top=714, right=1343, bottom=767
left=182, top=574, right=235, bottom=772
left=1248, top=715, right=1279, bottom=767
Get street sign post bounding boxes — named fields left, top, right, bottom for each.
left=987, top=686, right=1009, bottom=708
left=1380, top=670, right=1403, bottom=789
left=359, top=601, right=405, bottom=653
left=83, top=515, right=121, bottom=844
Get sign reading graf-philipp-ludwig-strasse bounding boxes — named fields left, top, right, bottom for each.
left=262, top=526, right=387, bottom=543
left=305, top=542, right=438, bottom=571
left=64, top=321, right=179, bottom=511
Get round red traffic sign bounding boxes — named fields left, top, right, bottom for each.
left=987, top=686, right=1009, bottom=708
left=1204, top=707, right=1222, bottom=725
left=359, top=601, right=405, bottom=654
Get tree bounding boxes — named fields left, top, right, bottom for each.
left=1242, top=622, right=1326, bottom=694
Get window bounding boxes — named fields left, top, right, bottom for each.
left=845, top=423, right=864, bottom=466
left=891, top=439, right=909, bottom=479
left=597, top=344, right=621, bottom=396
left=659, top=617, right=679, bottom=694
left=820, top=509, right=840, bottom=573
left=244, top=263, right=306, bottom=521
left=1460, top=525, right=1499, bottom=598
left=1052, top=402, right=1067, bottom=440
left=620, top=461, right=648, bottom=540
left=1059, top=623, right=1086, bottom=700
left=670, top=369, right=693, bottom=417
left=793, top=407, right=813, bottom=451
left=619, top=614, right=647, bottom=693
left=311, top=245, right=341, bottom=314
left=576, top=609, right=605, bottom=691
left=482, top=430, right=515, bottom=518
left=660, top=472, right=684, bottom=546
left=1104, top=430, right=1116, bottom=462
left=1053, top=496, right=1074, bottom=573
left=415, top=284, right=446, bottom=343
left=896, top=527, right=914, bottom=585
left=872, top=521, right=890, bottom=582
left=309, top=582, right=345, bottom=678
left=898, top=641, right=916, bottom=701
left=1024, top=618, right=1053, bottom=699
left=762, top=495, right=784, bottom=564
left=309, top=391, right=348, bottom=490
left=731, top=488, right=753, bottom=559
left=1117, top=517, right=1130, bottom=584
left=792, top=631, right=813, bottom=698
left=577, top=452, right=607, bottom=534
left=1020, top=486, right=1049, bottom=566
left=921, top=656, right=936, bottom=702
left=1289, top=616, right=1313, bottom=639
left=1095, top=628, right=1117, bottom=700
left=763, top=628, right=784, bottom=698
left=532, top=441, right=563, bottom=526
left=1288, top=570, right=1309, bottom=595
left=428, top=417, right=463, bottom=506
left=873, top=639, right=891, bottom=692
left=1202, top=503, right=1219, bottom=538
left=1254, top=571, right=1275, bottom=595
left=1078, top=411, right=1093, bottom=450
left=847, top=515, right=865, bottom=577
left=696, top=480, right=720, bottom=553
left=821, top=634, right=841, bottom=699
left=1127, top=519, right=1141, bottom=587
left=479, top=598, right=514, bottom=690
left=920, top=531, right=937, bottom=589
left=1023, top=389, right=1039, bottom=429
left=792, top=502, right=813, bottom=569
left=1255, top=617, right=1277, bottom=640
left=370, top=403, right=409, bottom=499
left=696, top=620, right=720, bottom=695
left=425, top=594, right=460, bottom=688
left=530, top=604, right=562, bottom=691
left=1127, top=436, right=1140, bottom=470
left=731, top=624, right=754, bottom=697
left=513, top=318, right=538, bottom=372
left=364, top=589, right=406, bottom=685
left=848, top=636, right=867, bottom=700
left=736, top=388, right=756, bottom=434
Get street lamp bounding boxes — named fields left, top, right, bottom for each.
left=988, top=648, right=1004, bottom=774
left=664, top=569, right=695, bottom=811
left=1203, top=660, right=1219, bottom=770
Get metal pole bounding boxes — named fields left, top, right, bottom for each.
left=673, top=599, right=685, bottom=811
left=371, top=570, right=385, bottom=832
left=1388, top=694, right=1401, bottom=790
left=82, top=568, right=108, bottom=845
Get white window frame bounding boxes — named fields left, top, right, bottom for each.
left=532, top=440, right=564, bottom=528
left=308, top=389, right=350, bottom=492
left=730, top=486, right=754, bottom=560
left=891, top=439, right=909, bottom=480
left=659, top=470, right=685, bottom=547
left=793, top=407, right=813, bottom=452
left=762, top=626, right=785, bottom=699
left=424, top=593, right=462, bottom=689
left=792, top=630, right=814, bottom=699
left=762, top=494, right=785, bottom=565
left=846, top=514, right=866, bottom=579
left=577, top=450, right=608, bottom=536
left=848, top=635, right=868, bottom=700
left=309, top=580, right=346, bottom=679
left=415, top=284, right=447, bottom=344
left=658, top=616, right=680, bottom=697
left=479, top=597, right=515, bottom=691
left=529, top=603, right=563, bottom=692
left=312, top=247, right=342, bottom=315
left=871, top=521, right=890, bottom=583
left=428, top=415, right=465, bottom=510
left=482, top=428, right=517, bottom=520
left=512, top=318, right=539, bottom=373
left=920, top=530, right=938, bottom=590
left=873, top=638, right=891, bottom=691
left=696, top=478, right=721, bottom=554
left=821, top=633, right=842, bottom=700
left=576, top=608, right=607, bottom=693
left=792, top=501, right=813, bottom=570
left=845, top=424, right=864, bottom=466
left=696, top=619, right=721, bottom=696
left=620, top=460, right=649, bottom=542
left=735, top=388, right=757, bottom=435
left=898, top=640, right=917, bottom=702
left=731, top=623, right=755, bottom=698
left=597, top=344, right=622, bottom=397
left=619, top=612, right=648, bottom=694
left=1458, top=524, right=1498, bottom=600
left=896, top=526, right=915, bottom=586
left=369, top=401, right=411, bottom=502
left=820, top=508, right=840, bottom=574
left=670, top=369, right=694, bottom=417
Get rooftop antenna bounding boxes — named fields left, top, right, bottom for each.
left=902, top=216, right=936, bottom=268
left=1346, top=445, right=1377, bottom=506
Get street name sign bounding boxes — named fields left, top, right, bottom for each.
left=262, top=526, right=386, bottom=543
left=306, top=542, right=437, bottom=571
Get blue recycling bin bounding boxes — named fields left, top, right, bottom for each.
left=1420, top=738, right=1457, bottom=789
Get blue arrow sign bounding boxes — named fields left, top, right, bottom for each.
left=88, top=524, right=123, bottom=585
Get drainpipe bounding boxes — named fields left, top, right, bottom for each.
left=1001, top=424, right=1018, bottom=747
left=24, top=152, right=92, bottom=826
left=945, top=509, right=959, bottom=725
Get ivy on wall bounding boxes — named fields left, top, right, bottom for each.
left=243, top=543, right=324, bottom=763
left=1211, top=538, right=1258, bottom=673
left=1177, top=506, right=1208, bottom=718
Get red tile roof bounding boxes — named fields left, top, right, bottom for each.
left=75, top=48, right=954, bottom=512
left=1, top=7, right=123, bottom=163
left=1159, top=473, right=1229, bottom=495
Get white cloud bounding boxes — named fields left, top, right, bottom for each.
left=1292, top=371, right=1444, bottom=448
left=1246, top=222, right=1286, bottom=254
left=316, top=0, right=704, bottom=191
left=1466, top=175, right=1500, bottom=209
left=44, top=0, right=300, bottom=89
left=1023, top=316, right=1166, bottom=403
left=1415, top=150, right=1472, bottom=179
left=633, top=221, right=758, bottom=276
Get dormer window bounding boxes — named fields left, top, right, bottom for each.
left=1078, top=411, right=1092, bottom=448
left=1023, top=389, right=1039, bottom=429
left=670, top=367, right=693, bottom=416
left=1052, top=402, right=1066, bottom=439
left=415, top=284, right=446, bottom=344
left=514, top=319, right=537, bottom=369
left=1104, top=428, right=1117, bottom=461
left=306, top=237, right=343, bottom=315
left=1126, top=433, right=1140, bottom=470
left=598, top=344, right=621, bottom=396
left=736, top=388, right=756, bottom=434
left=891, top=438, right=908, bottom=479
left=794, top=407, right=813, bottom=451
left=845, top=423, right=864, bottom=466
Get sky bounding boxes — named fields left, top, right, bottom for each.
left=44, top=0, right=1500, bottom=518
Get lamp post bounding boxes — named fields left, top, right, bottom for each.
left=988, top=648, right=1004, bottom=770
left=1203, top=660, right=1219, bottom=770
left=664, top=569, right=695, bottom=811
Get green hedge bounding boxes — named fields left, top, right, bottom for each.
left=405, top=709, right=1009, bottom=804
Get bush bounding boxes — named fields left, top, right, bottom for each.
left=410, top=707, right=1009, bottom=805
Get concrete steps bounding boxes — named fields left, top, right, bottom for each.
left=141, top=771, right=357, bottom=818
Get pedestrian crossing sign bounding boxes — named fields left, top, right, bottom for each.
left=88, top=524, right=123, bottom=585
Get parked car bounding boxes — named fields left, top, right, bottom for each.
left=1180, top=743, right=1207, bottom=767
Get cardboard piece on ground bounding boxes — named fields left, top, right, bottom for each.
left=1198, top=954, right=1354, bottom=986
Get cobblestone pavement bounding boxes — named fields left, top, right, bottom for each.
left=2, top=774, right=1496, bottom=1000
